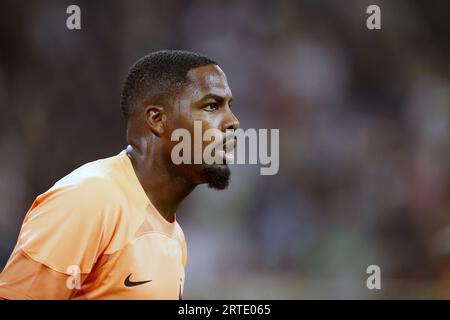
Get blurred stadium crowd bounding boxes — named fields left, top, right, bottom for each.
left=0, top=0, right=449, bottom=298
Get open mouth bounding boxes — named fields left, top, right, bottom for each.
left=220, top=137, right=236, bottom=164
left=212, top=134, right=236, bottom=164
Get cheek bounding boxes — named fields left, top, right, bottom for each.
left=196, top=114, right=222, bottom=131
left=167, top=110, right=224, bottom=158
left=182, top=112, right=215, bottom=133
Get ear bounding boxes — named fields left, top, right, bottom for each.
left=144, top=105, right=167, bottom=136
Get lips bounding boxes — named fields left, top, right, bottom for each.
left=222, top=137, right=236, bottom=163
left=212, top=134, right=236, bottom=164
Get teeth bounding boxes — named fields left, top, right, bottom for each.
left=224, top=152, right=234, bottom=164
left=224, top=138, right=236, bottom=153
left=209, top=135, right=236, bottom=164
left=214, top=150, right=234, bottom=164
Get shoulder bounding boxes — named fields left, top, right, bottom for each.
left=23, top=157, right=129, bottom=243
left=29, top=175, right=124, bottom=224
left=54, top=155, right=124, bottom=198
left=17, top=154, right=135, bottom=273
left=40, top=155, right=128, bottom=214
left=56, top=175, right=124, bottom=204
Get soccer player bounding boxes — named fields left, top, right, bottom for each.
left=0, top=50, right=239, bottom=299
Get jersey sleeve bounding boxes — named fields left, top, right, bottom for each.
left=0, top=178, right=121, bottom=300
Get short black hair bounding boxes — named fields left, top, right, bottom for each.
left=121, top=50, right=217, bottom=121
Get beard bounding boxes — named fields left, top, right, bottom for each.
left=200, top=164, right=231, bottom=190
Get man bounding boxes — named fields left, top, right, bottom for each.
left=0, top=50, right=239, bottom=299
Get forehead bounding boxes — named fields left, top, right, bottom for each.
left=185, top=64, right=232, bottom=100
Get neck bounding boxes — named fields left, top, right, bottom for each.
left=126, top=141, right=195, bottom=222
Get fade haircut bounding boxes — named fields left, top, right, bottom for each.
left=120, top=50, right=217, bottom=122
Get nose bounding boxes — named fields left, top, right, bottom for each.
left=222, top=109, right=240, bottom=132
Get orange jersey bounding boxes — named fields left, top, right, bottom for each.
left=0, top=150, right=187, bottom=300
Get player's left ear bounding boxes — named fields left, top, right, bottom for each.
left=144, top=105, right=167, bottom=136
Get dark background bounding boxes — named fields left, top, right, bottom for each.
left=0, top=0, right=449, bottom=298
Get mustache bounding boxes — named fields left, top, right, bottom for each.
left=208, top=131, right=237, bottom=152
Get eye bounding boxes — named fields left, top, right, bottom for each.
left=204, top=103, right=219, bottom=111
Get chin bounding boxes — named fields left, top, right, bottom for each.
left=200, top=164, right=230, bottom=190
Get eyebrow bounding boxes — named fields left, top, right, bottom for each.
left=199, top=93, right=232, bottom=104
